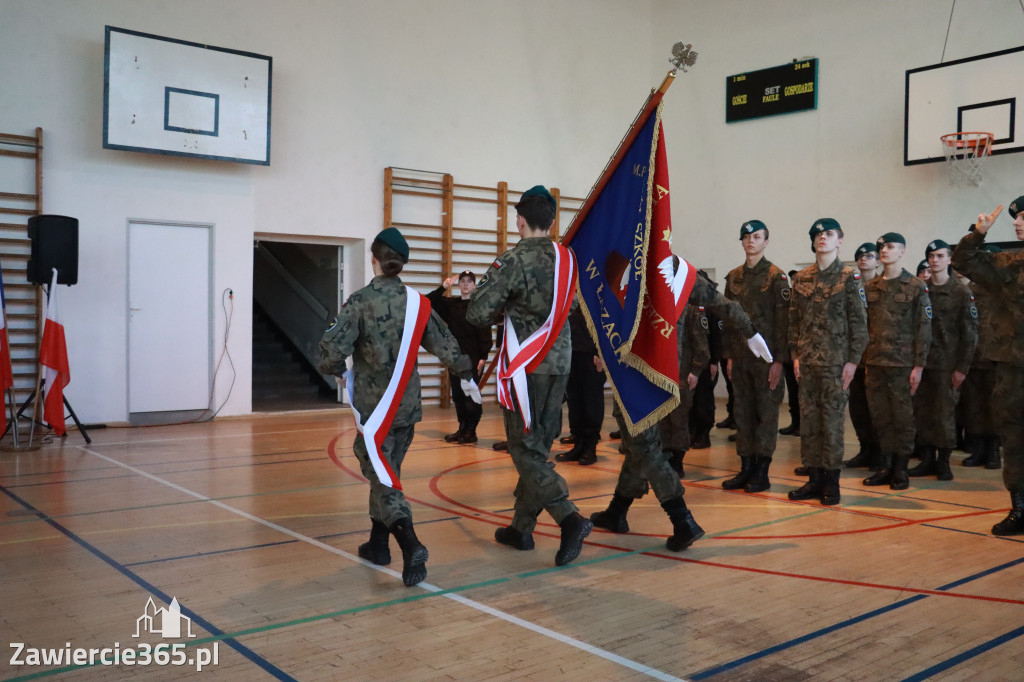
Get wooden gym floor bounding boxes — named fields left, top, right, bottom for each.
left=1, top=401, right=1022, bottom=681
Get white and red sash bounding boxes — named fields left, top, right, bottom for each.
left=496, top=243, right=577, bottom=432
left=346, top=286, right=431, bottom=490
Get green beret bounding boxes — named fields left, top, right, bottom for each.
left=876, top=232, right=906, bottom=247
left=1009, top=195, right=1024, bottom=219
left=521, top=185, right=557, bottom=209
left=916, top=259, right=929, bottom=275
left=374, top=227, right=410, bottom=263
left=809, top=218, right=841, bottom=252
left=739, top=220, right=767, bottom=239
left=925, top=239, right=950, bottom=256
left=854, top=242, right=878, bottom=260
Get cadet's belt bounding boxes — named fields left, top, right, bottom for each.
left=346, top=286, right=431, bottom=489
left=497, top=243, right=577, bottom=432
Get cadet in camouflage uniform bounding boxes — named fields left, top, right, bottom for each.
left=861, top=232, right=932, bottom=491
left=959, top=247, right=1010, bottom=469
left=465, top=185, right=593, bottom=566
left=318, top=227, right=475, bottom=587
left=788, top=219, right=869, bottom=505
left=844, top=243, right=883, bottom=471
left=721, top=220, right=790, bottom=493
left=590, top=264, right=770, bottom=548
left=659, top=301, right=710, bottom=476
left=951, top=197, right=1024, bottom=536
left=909, top=239, right=977, bottom=481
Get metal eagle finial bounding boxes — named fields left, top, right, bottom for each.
left=670, top=42, right=698, bottom=73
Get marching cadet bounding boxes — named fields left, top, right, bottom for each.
left=909, top=239, right=977, bottom=480
left=959, top=244, right=1009, bottom=469
left=466, top=185, right=593, bottom=566
left=861, top=232, right=932, bottom=491
left=788, top=219, right=869, bottom=506
left=720, top=220, right=790, bottom=493
left=844, top=243, right=883, bottom=472
left=951, top=197, right=1024, bottom=536
left=659, top=300, right=710, bottom=477
left=318, top=227, right=479, bottom=587
left=589, top=259, right=771, bottom=548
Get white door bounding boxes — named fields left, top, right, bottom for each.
left=128, top=221, right=211, bottom=414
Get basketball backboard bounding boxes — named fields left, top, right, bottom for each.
left=904, top=45, right=1024, bottom=165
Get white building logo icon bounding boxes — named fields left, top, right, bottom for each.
left=134, top=597, right=196, bottom=639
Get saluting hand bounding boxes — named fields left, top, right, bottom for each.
left=975, top=205, right=1003, bottom=235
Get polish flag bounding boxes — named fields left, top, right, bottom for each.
left=39, top=269, right=69, bottom=436
left=0, top=263, right=13, bottom=393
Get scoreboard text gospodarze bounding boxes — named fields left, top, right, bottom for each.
left=726, top=59, right=818, bottom=123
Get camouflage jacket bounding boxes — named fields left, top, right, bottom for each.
left=689, top=271, right=757, bottom=347
left=788, top=257, right=869, bottom=367
left=952, top=230, right=1024, bottom=367
left=466, top=237, right=571, bottom=375
left=724, top=256, right=790, bottom=363
left=863, top=269, right=932, bottom=367
left=317, top=276, right=472, bottom=426
left=924, top=276, right=978, bottom=373
left=678, top=303, right=710, bottom=382
left=969, top=285, right=1013, bottom=365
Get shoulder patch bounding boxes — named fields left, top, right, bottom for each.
left=701, top=317, right=709, bottom=330
left=781, top=288, right=791, bottom=302
left=853, top=272, right=861, bottom=280
left=492, top=259, right=503, bottom=269
left=717, top=320, right=724, bottom=330
left=859, top=287, right=867, bottom=304
left=326, top=316, right=337, bottom=331
left=970, top=305, right=978, bottom=319
left=925, top=305, right=933, bottom=319
left=477, top=273, right=489, bottom=288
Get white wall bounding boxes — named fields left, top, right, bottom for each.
left=0, top=0, right=658, bottom=423
left=2, top=0, right=1022, bottom=423
left=653, top=0, right=1024, bottom=279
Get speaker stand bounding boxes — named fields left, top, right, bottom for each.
left=4, top=381, right=91, bottom=445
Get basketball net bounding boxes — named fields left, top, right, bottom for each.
left=941, top=132, right=993, bottom=187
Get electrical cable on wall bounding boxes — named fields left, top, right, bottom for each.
left=196, top=287, right=236, bottom=423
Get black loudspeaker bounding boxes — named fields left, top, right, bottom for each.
left=27, top=215, right=78, bottom=285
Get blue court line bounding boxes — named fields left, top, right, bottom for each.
left=901, top=623, right=1024, bottom=681
left=690, top=553, right=1024, bottom=680
left=0, top=483, right=296, bottom=682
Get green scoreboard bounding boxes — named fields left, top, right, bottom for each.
left=726, top=59, right=818, bottom=123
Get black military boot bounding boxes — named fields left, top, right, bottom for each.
left=744, top=456, right=771, bottom=493
left=788, top=467, right=824, bottom=500
left=691, top=428, right=711, bottom=450
left=590, top=493, right=633, bottom=533
left=357, top=519, right=391, bottom=566
left=390, top=518, right=428, bottom=587
left=934, top=448, right=954, bottom=481
left=577, top=435, right=599, bottom=466
left=869, top=442, right=887, bottom=472
left=863, top=455, right=893, bottom=486
left=667, top=449, right=685, bottom=477
left=555, top=439, right=584, bottom=463
left=716, top=415, right=737, bottom=429
left=555, top=512, right=593, bottom=566
left=494, top=526, right=535, bottom=550
left=843, top=441, right=875, bottom=469
left=662, top=496, right=705, bottom=551
left=985, top=437, right=1002, bottom=470
left=444, top=423, right=465, bottom=443
left=559, top=433, right=576, bottom=445
left=722, top=456, right=754, bottom=490
left=962, top=436, right=987, bottom=466
left=907, top=446, right=936, bottom=477
left=794, top=464, right=811, bottom=475
left=819, top=469, right=841, bottom=505
left=459, top=426, right=478, bottom=444
left=778, top=422, right=799, bottom=436
left=991, top=491, right=1024, bottom=536
left=889, top=454, right=910, bottom=490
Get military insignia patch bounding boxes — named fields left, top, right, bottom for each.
left=326, top=316, right=338, bottom=331
left=970, top=305, right=978, bottom=319
left=701, top=317, right=709, bottom=330
left=492, top=259, right=503, bottom=269
left=781, top=288, right=791, bottom=302
left=717, top=320, right=724, bottom=330
left=925, top=305, right=933, bottom=319
left=477, top=274, right=489, bottom=288
left=853, top=272, right=861, bottom=280
left=859, top=287, right=867, bottom=304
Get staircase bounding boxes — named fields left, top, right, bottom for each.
left=251, top=305, right=339, bottom=411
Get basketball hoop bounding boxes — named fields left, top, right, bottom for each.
left=940, top=132, right=993, bottom=187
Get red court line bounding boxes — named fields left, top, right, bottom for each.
left=326, top=436, right=1024, bottom=606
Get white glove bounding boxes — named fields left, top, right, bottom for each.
left=746, top=333, right=773, bottom=363
left=461, top=378, right=483, bottom=404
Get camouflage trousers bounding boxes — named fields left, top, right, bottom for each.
left=732, top=357, right=784, bottom=459
left=913, top=368, right=959, bottom=449
left=614, top=407, right=685, bottom=503
left=961, top=362, right=998, bottom=436
left=503, top=372, right=577, bottom=534
left=848, top=366, right=879, bottom=446
left=659, top=382, right=695, bottom=452
left=352, top=423, right=416, bottom=528
left=865, top=365, right=915, bottom=458
left=798, top=364, right=850, bottom=469
left=993, top=363, right=1024, bottom=493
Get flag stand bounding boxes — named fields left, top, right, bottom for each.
left=5, top=380, right=91, bottom=445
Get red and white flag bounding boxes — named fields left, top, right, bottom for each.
left=39, top=269, right=70, bottom=436
left=0, top=261, right=14, bottom=393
